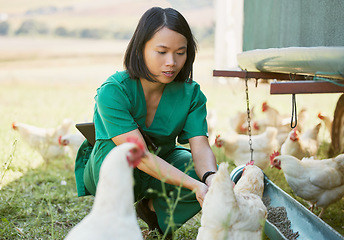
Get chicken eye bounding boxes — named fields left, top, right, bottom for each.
left=132, top=148, right=138, bottom=154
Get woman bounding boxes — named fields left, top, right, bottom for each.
left=74, top=7, right=217, bottom=236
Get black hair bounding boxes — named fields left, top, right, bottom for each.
left=124, top=7, right=197, bottom=83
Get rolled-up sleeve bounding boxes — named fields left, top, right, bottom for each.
left=95, top=80, right=137, bottom=139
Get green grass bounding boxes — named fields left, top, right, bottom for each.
left=0, top=159, right=94, bottom=239
left=2, top=142, right=342, bottom=239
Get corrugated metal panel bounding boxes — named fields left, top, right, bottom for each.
left=243, top=0, right=344, bottom=50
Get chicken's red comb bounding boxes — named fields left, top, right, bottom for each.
left=126, top=136, right=145, bottom=151
left=270, top=151, right=280, bottom=163
left=262, top=102, right=268, bottom=112
left=58, top=136, right=62, bottom=145
left=12, top=122, right=17, bottom=130
left=242, top=160, right=254, bottom=174
left=317, top=112, right=324, bottom=119
left=253, top=121, right=260, bottom=130
left=215, top=135, right=223, bottom=148
left=246, top=160, right=255, bottom=166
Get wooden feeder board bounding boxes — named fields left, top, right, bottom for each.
left=212, top=70, right=344, bottom=94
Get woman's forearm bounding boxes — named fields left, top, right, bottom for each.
left=189, top=136, right=217, bottom=180
left=111, top=129, right=205, bottom=191
left=137, top=152, right=202, bottom=192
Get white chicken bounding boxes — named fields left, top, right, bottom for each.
left=253, top=105, right=308, bottom=146
left=270, top=152, right=344, bottom=218
left=260, top=101, right=284, bottom=129
left=12, top=119, right=73, bottom=162
left=65, top=138, right=145, bottom=240
left=197, top=162, right=267, bottom=240
left=215, top=127, right=279, bottom=169
left=280, top=123, right=321, bottom=159
left=229, top=107, right=256, bottom=135
left=318, top=112, right=333, bottom=137
left=295, top=108, right=308, bottom=134
left=58, top=132, right=85, bottom=160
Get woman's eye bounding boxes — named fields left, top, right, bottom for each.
left=157, top=51, right=166, bottom=54
left=177, top=52, right=186, bottom=56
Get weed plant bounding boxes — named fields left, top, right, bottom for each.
left=143, top=157, right=202, bottom=239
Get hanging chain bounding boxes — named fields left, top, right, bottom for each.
left=290, top=73, right=298, bottom=129
left=244, top=70, right=254, bottom=161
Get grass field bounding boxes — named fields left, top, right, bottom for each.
left=0, top=36, right=343, bottom=239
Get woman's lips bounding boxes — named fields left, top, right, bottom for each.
left=162, top=71, right=175, bottom=77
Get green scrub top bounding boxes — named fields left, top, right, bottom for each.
left=94, top=71, right=208, bottom=155
left=75, top=71, right=209, bottom=197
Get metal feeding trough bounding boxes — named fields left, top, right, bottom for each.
left=230, top=165, right=344, bottom=240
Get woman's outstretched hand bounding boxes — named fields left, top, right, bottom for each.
left=195, top=182, right=208, bottom=208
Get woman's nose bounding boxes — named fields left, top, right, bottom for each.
left=166, top=54, right=176, bottom=66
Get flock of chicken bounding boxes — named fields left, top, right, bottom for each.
left=12, top=119, right=85, bottom=163
left=11, top=100, right=344, bottom=239
left=208, top=102, right=344, bottom=220
left=211, top=101, right=323, bottom=167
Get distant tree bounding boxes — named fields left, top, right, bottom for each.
left=54, top=26, right=68, bottom=36
left=0, top=22, right=9, bottom=35
left=15, top=19, right=49, bottom=35
left=80, top=28, right=103, bottom=39
left=113, top=30, right=132, bottom=40
left=54, top=27, right=78, bottom=37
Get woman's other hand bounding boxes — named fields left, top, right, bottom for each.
left=195, top=182, right=208, bottom=208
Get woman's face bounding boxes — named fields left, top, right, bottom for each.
left=143, top=27, right=187, bottom=84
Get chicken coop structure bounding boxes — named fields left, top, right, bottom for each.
left=214, top=0, right=344, bottom=239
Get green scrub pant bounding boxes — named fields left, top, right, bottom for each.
left=83, top=139, right=201, bottom=234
